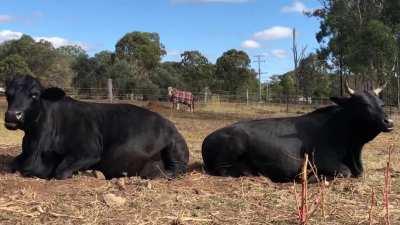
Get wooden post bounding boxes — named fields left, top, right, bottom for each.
left=107, top=78, right=113, bottom=103
left=204, top=88, right=208, bottom=104
left=246, top=89, right=249, bottom=105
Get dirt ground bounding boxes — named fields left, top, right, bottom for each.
left=0, top=101, right=399, bottom=225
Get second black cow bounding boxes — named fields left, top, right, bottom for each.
left=4, top=75, right=189, bottom=179
left=202, top=83, right=393, bottom=182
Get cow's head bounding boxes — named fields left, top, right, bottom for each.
left=4, top=75, right=65, bottom=130
left=330, top=82, right=394, bottom=133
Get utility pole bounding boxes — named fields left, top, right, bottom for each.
left=254, top=55, right=267, bottom=102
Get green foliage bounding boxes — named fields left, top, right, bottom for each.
left=280, top=73, right=295, bottom=96
left=115, top=32, right=166, bottom=73
left=0, top=34, right=77, bottom=87
left=180, top=51, right=215, bottom=92
left=0, top=54, right=32, bottom=84
left=105, top=59, right=136, bottom=90
left=214, top=49, right=258, bottom=93
left=297, top=53, right=332, bottom=97
left=151, top=62, right=185, bottom=91
left=45, top=54, right=74, bottom=87
left=0, top=31, right=266, bottom=98
left=72, top=55, right=98, bottom=89
left=57, top=45, right=87, bottom=59
left=313, top=0, right=399, bottom=84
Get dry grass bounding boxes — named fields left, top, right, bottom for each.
left=0, top=101, right=399, bottom=225
left=0, top=102, right=23, bottom=147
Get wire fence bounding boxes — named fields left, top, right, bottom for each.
left=58, top=87, right=399, bottom=118
left=1, top=86, right=399, bottom=119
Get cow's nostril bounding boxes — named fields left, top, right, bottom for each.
left=384, top=118, right=393, bottom=124
left=15, top=111, right=23, bottom=120
left=6, top=110, right=23, bottom=122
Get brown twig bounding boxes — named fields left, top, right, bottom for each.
left=162, top=216, right=212, bottom=222
left=383, top=145, right=393, bottom=225
left=293, top=181, right=301, bottom=219
left=306, top=155, right=327, bottom=220
left=47, top=211, right=84, bottom=219
left=300, top=153, right=308, bottom=225
left=368, top=189, right=375, bottom=225
left=0, top=206, right=39, bottom=217
left=319, top=177, right=326, bottom=219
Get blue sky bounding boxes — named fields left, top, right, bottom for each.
left=0, top=0, right=322, bottom=80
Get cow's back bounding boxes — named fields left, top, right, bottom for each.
left=202, top=112, right=334, bottom=181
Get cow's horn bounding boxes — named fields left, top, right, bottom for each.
left=373, top=82, right=387, bottom=95
left=345, top=80, right=355, bottom=95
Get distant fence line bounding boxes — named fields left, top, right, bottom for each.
left=0, top=85, right=398, bottom=117
left=0, top=85, right=394, bottom=107
left=63, top=87, right=333, bottom=104
left=61, top=86, right=399, bottom=117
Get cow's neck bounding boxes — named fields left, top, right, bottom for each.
left=321, top=107, right=380, bottom=175
left=24, top=100, right=54, bottom=134
left=325, top=107, right=379, bottom=145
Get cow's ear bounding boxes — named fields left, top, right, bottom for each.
left=330, top=96, right=349, bottom=106
left=41, top=87, right=66, bottom=101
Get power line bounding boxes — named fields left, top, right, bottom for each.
left=253, top=55, right=267, bottom=102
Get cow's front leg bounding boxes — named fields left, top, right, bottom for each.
left=18, top=154, right=55, bottom=179
left=9, top=152, right=27, bottom=172
left=54, top=156, right=100, bottom=179
left=319, top=163, right=352, bottom=181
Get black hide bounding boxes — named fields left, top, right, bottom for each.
left=4, top=75, right=189, bottom=179
left=202, top=91, right=393, bottom=182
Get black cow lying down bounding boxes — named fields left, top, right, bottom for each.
left=4, top=75, right=189, bottom=179
left=202, top=83, right=394, bottom=182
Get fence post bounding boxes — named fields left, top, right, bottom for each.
left=108, top=78, right=113, bottom=103
left=246, top=89, right=249, bottom=105
left=204, top=88, right=208, bottom=104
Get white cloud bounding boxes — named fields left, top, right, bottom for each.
left=281, top=1, right=312, bottom=14
left=241, top=40, right=261, bottom=49
left=0, top=30, right=88, bottom=50
left=0, top=15, right=13, bottom=23
left=34, top=36, right=87, bottom=49
left=0, top=30, right=23, bottom=43
left=253, top=26, right=292, bottom=41
left=271, top=49, right=287, bottom=59
left=271, top=49, right=287, bottom=58
left=172, top=0, right=249, bottom=4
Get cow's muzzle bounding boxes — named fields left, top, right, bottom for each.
left=4, top=110, right=24, bottom=130
left=382, top=118, right=394, bottom=132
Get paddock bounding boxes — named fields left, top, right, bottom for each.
left=0, top=99, right=399, bottom=225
